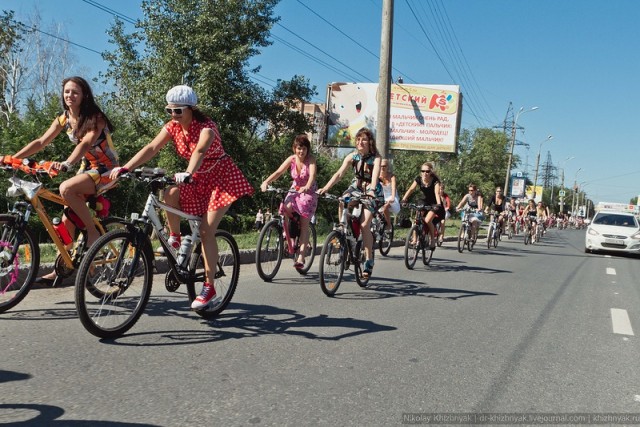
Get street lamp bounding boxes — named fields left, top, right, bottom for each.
left=504, top=106, right=539, bottom=196
left=532, top=135, right=553, bottom=200
left=571, top=168, right=582, bottom=215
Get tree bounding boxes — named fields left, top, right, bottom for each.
left=100, top=1, right=327, bottom=220
left=0, top=10, right=23, bottom=121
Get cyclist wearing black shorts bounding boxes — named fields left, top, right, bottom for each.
left=401, top=162, right=444, bottom=250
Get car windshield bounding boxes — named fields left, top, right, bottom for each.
left=593, top=213, right=638, bottom=227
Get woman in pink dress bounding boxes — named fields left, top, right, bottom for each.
left=260, top=135, right=318, bottom=269
left=111, top=85, right=253, bottom=310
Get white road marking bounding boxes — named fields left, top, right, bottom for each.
left=611, top=308, right=634, bottom=336
left=606, top=268, right=616, bottom=275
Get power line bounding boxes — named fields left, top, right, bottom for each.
left=80, top=0, right=137, bottom=25
left=12, top=18, right=103, bottom=55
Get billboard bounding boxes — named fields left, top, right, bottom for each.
left=326, top=82, right=462, bottom=152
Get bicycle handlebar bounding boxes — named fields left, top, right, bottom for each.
left=1, top=155, right=65, bottom=177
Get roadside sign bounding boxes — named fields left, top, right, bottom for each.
left=559, top=190, right=566, bottom=197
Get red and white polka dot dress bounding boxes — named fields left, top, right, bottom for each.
left=165, top=119, right=254, bottom=216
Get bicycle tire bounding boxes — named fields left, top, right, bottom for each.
left=319, top=230, right=345, bottom=297
left=524, top=228, right=530, bottom=245
left=187, top=230, right=240, bottom=319
left=378, top=221, right=394, bottom=256
left=493, top=227, right=499, bottom=248
left=404, top=225, right=420, bottom=269
left=422, top=232, right=433, bottom=266
left=354, top=240, right=370, bottom=288
left=75, top=229, right=153, bottom=338
left=487, top=224, right=494, bottom=249
left=457, top=224, right=466, bottom=253
left=0, top=216, right=40, bottom=314
left=436, top=223, right=443, bottom=247
left=255, top=220, right=283, bottom=281
left=295, top=222, right=317, bottom=275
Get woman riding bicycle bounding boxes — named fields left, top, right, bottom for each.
left=318, top=127, right=383, bottom=279
left=455, top=183, right=484, bottom=240
left=260, top=134, right=318, bottom=270
left=485, top=186, right=507, bottom=235
left=12, top=76, right=119, bottom=285
left=401, top=162, right=444, bottom=250
left=110, top=85, right=253, bottom=310
left=378, top=159, right=400, bottom=232
left=522, top=199, right=539, bottom=237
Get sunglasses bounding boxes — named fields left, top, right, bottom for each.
left=165, top=106, right=189, bottom=115
left=421, top=170, right=431, bottom=174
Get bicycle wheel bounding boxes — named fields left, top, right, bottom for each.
left=0, top=216, right=40, bottom=314
left=75, top=229, right=153, bottom=338
left=354, top=240, right=370, bottom=288
left=493, top=227, right=499, bottom=248
left=319, top=230, right=345, bottom=297
left=457, top=224, right=466, bottom=253
left=524, top=228, right=530, bottom=245
left=422, top=233, right=434, bottom=266
left=378, top=221, right=394, bottom=256
left=187, top=230, right=240, bottom=319
left=436, top=223, right=443, bottom=247
left=295, top=222, right=317, bottom=275
left=487, top=224, right=495, bottom=249
left=255, top=220, right=283, bottom=281
left=404, top=225, right=420, bottom=269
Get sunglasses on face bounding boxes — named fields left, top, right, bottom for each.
left=165, top=106, right=189, bottom=115
left=421, top=170, right=431, bottom=174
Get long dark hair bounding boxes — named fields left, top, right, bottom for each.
left=61, top=76, right=115, bottom=138
left=355, top=127, right=378, bottom=155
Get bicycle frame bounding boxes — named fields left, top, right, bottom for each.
left=4, top=165, right=109, bottom=270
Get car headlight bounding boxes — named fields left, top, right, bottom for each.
left=587, top=228, right=599, bottom=236
left=631, top=230, right=640, bottom=239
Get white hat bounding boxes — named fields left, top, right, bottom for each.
left=165, top=85, right=198, bottom=106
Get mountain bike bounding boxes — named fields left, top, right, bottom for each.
left=74, top=167, right=239, bottom=338
left=318, top=191, right=376, bottom=297
left=255, top=186, right=317, bottom=281
left=456, top=207, right=478, bottom=253
left=0, top=156, right=123, bottom=314
left=486, top=210, right=500, bottom=249
left=403, top=204, right=439, bottom=269
left=371, top=206, right=394, bottom=256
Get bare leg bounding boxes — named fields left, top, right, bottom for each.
left=59, top=174, right=99, bottom=245
left=200, top=205, right=231, bottom=288
left=163, top=186, right=181, bottom=235
left=296, top=216, right=311, bottom=264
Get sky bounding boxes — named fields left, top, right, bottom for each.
left=5, top=0, right=640, bottom=205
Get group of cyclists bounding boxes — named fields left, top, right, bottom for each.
left=8, top=76, right=569, bottom=311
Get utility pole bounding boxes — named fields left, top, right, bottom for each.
left=376, top=0, right=394, bottom=162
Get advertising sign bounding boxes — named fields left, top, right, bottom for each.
left=511, top=177, right=526, bottom=197
left=326, top=82, right=461, bottom=152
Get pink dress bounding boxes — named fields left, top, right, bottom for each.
left=164, top=119, right=254, bottom=216
left=283, top=156, right=318, bottom=219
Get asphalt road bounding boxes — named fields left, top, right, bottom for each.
left=1, top=228, right=639, bottom=426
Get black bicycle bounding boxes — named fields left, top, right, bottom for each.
left=255, top=186, right=317, bottom=281
left=371, top=206, right=394, bottom=256
left=318, top=191, right=376, bottom=297
left=403, top=204, right=439, bottom=269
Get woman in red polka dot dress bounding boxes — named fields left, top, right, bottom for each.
left=111, top=85, right=253, bottom=310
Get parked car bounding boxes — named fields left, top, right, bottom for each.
left=585, top=210, right=640, bottom=255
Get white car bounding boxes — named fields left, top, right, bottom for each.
left=585, top=210, right=640, bottom=255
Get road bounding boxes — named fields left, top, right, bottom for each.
left=1, top=228, right=639, bottom=426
